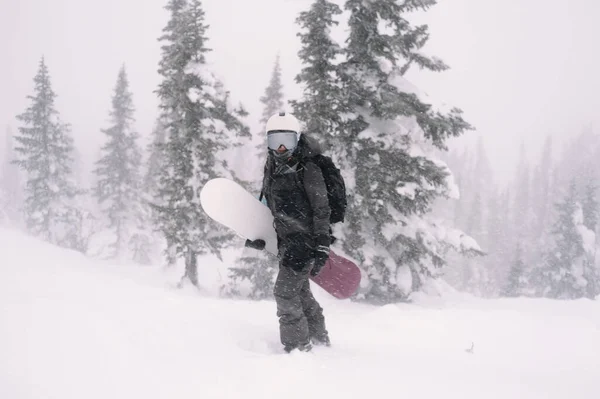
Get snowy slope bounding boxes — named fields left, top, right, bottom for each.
left=1, top=228, right=599, bottom=399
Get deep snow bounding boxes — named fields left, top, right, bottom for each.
left=1, top=227, right=599, bottom=399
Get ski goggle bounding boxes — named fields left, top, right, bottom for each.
left=267, top=131, right=298, bottom=152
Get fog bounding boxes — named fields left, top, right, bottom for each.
left=1, top=0, right=599, bottom=184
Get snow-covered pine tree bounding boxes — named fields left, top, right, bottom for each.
left=260, top=55, right=285, bottom=125
left=531, top=137, right=553, bottom=238
left=513, top=143, right=532, bottom=245
left=142, top=118, right=175, bottom=266
left=13, top=58, right=85, bottom=251
left=226, top=252, right=276, bottom=300
left=540, top=181, right=598, bottom=299
left=463, top=193, right=487, bottom=294
left=290, top=0, right=345, bottom=154
left=154, top=0, right=250, bottom=286
left=128, top=214, right=155, bottom=265
left=581, top=179, right=598, bottom=232
left=486, top=188, right=512, bottom=296
left=337, top=0, right=477, bottom=302
left=580, top=178, right=600, bottom=298
left=144, top=118, right=167, bottom=198
left=94, top=65, right=149, bottom=262
left=441, top=147, right=471, bottom=228
left=469, top=139, right=496, bottom=295
left=252, top=54, right=285, bottom=168
left=502, top=244, right=526, bottom=297
left=556, top=128, right=597, bottom=192
left=0, top=126, right=23, bottom=226
left=428, top=146, right=478, bottom=294
left=473, top=137, right=493, bottom=195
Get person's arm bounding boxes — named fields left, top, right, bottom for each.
left=302, top=161, right=331, bottom=276
left=303, top=161, right=331, bottom=240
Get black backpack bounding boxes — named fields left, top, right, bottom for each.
left=300, top=154, right=347, bottom=224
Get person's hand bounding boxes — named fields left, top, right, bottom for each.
left=311, top=254, right=328, bottom=276
left=245, top=238, right=266, bottom=250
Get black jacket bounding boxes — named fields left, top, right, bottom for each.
left=261, top=134, right=331, bottom=253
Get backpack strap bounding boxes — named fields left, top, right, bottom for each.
left=296, top=154, right=320, bottom=184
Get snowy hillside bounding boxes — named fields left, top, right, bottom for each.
left=1, top=227, right=599, bottom=399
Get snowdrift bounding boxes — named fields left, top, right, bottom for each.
left=1, top=228, right=599, bottom=399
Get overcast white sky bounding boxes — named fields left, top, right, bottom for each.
left=1, top=0, right=599, bottom=185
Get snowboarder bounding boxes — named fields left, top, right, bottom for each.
left=245, top=112, right=332, bottom=353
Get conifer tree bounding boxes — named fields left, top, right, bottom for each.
left=94, top=65, right=147, bottom=261
left=154, top=0, right=250, bottom=286
left=466, top=193, right=483, bottom=246
left=253, top=54, right=285, bottom=163
left=463, top=193, right=487, bottom=293
left=580, top=178, right=600, bottom=298
left=581, top=179, right=598, bottom=232
left=337, top=0, right=475, bottom=302
left=473, top=137, right=493, bottom=200
left=502, top=244, right=526, bottom=297
left=513, top=143, right=531, bottom=242
left=540, top=181, right=598, bottom=299
left=13, top=58, right=84, bottom=250
left=0, top=126, right=22, bottom=226
left=225, top=251, right=277, bottom=300
left=531, top=137, right=553, bottom=237
left=143, top=118, right=174, bottom=265
left=468, top=140, right=496, bottom=294
left=445, top=148, right=471, bottom=228
left=485, top=188, right=512, bottom=295
left=259, top=55, right=285, bottom=124
left=144, top=118, right=168, bottom=199
left=291, top=0, right=344, bottom=153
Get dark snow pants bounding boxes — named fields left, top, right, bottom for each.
left=273, top=255, right=328, bottom=349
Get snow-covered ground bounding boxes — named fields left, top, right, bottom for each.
left=1, top=227, right=599, bottom=399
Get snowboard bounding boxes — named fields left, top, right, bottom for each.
left=200, top=177, right=361, bottom=299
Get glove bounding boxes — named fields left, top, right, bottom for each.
left=245, top=238, right=266, bottom=250
left=310, top=234, right=330, bottom=277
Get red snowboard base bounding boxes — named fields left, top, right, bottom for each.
left=310, top=249, right=361, bottom=299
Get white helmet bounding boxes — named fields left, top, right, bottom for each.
left=265, top=111, right=301, bottom=135
left=265, top=112, right=301, bottom=159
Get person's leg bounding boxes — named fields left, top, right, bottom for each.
left=299, top=276, right=330, bottom=345
left=273, top=264, right=311, bottom=352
